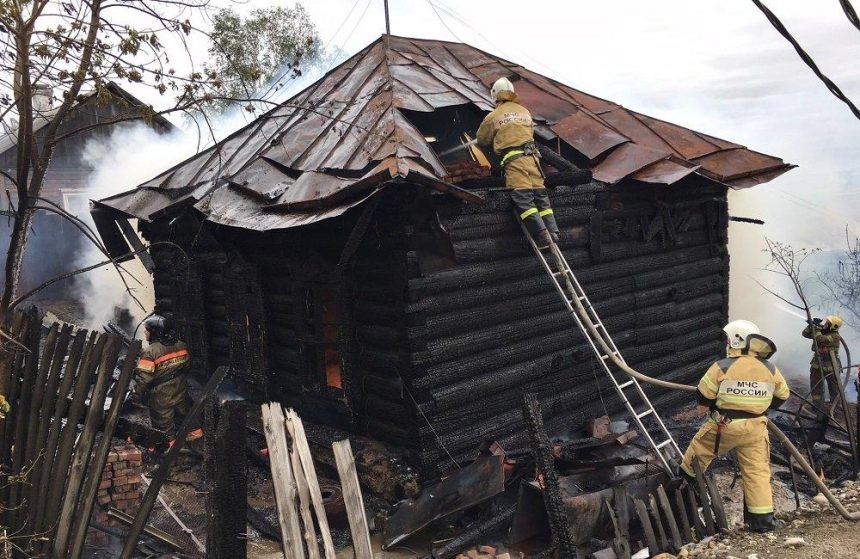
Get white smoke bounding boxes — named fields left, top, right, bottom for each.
left=75, top=124, right=199, bottom=332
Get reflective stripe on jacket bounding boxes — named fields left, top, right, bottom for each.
left=135, top=341, right=190, bottom=395
left=697, top=350, right=789, bottom=416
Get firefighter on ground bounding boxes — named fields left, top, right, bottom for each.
left=477, top=77, right=560, bottom=249
left=133, top=314, right=202, bottom=452
left=681, top=320, right=789, bottom=533
left=802, top=314, right=844, bottom=405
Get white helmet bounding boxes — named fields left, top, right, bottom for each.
left=490, top=77, right=515, bottom=101
left=723, top=320, right=760, bottom=350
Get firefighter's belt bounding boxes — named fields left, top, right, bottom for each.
left=711, top=408, right=763, bottom=455
left=146, top=367, right=187, bottom=393
left=715, top=409, right=763, bottom=420
left=500, top=141, right=539, bottom=166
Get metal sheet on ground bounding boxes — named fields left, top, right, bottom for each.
left=383, top=454, right=505, bottom=549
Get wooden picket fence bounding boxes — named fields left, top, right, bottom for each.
left=0, top=309, right=140, bottom=559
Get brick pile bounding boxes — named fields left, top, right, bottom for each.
left=88, top=443, right=143, bottom=546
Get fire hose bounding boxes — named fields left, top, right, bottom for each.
left=558, top=251, right=860, bottom=521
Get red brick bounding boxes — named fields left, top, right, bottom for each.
left=106, top=454, right=118, bottom=463
left=98, top=479, right=111, bottom=490
left=127, top=474, right=141, bottom=485
left=113, top=476, right=128, bottom=486
left=98, top=495, right=110, bottom=505
left=125, top=490, right=141, bottom=500
left=118, top=448, right=142, bottom=462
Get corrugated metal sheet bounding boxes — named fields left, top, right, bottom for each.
left=98, top=35, right=793, bottom=230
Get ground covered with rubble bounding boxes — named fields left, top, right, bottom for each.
left=646, top=478, right=860, bottom=559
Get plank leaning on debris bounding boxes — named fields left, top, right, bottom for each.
left=333, top=439, right=373, bottom=559
left=262, top=403, right=306, bottom=559
left=285, top=412, right=321, bottom=559
left=286, top=408, right=337, bottom=559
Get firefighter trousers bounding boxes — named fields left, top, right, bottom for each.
left=809, top=365, right=840, bottom=403
left=681, top=416, right=773, bottom=514
left=509, top=187, right=558, bottom=237
left=147, top=376, right=192, bottom=434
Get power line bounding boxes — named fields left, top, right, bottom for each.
left=340, top=0, right=375, bottom=49
left=425, top=0, right=465, bottom=44
left=324, top=0, right=365, bottom=47
left=752, top=0, right=860, bottom=121
left=840, top=0, right=860, bottom=32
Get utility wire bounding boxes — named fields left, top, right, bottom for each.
left=752, top=0, right=860, bottom=121
left=840, top=0, right=860, bottom=32
left=425, top=0, right=465, bottom=44
left=340, top=0, right=375, bottom=50
left=324, top=0, right=365, bottom=47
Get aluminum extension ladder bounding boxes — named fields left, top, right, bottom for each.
left=519, top=219, right=683, bottom=475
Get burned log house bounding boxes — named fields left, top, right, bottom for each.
left=94, top=36, right=792, bottom=479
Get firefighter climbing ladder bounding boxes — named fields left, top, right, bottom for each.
left=519, top=220, right=683, bottom=475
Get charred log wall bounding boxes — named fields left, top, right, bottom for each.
left=406, top=179, right=730, bottom=477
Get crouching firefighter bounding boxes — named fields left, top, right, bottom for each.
left=476, top=77, right=560, bottom=249
left=681, top=320, right=789, bottom=533
left=133, top=314, right=203, bottom=453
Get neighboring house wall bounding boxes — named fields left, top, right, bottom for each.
left=139, top=177, right=730, bottom=479
left=0, top=89, right=172, bottom=297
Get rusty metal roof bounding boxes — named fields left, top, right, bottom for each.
left=98, top=35, right=793, bottom=230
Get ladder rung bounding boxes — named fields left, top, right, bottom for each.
left=618, top=380, right=634, bottom=389
left=656, top=439, right=672, bottom=449
left=636, top=409, right=653, bottom=419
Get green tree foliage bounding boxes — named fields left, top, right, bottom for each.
left=204, top=5, right=321, bottom=112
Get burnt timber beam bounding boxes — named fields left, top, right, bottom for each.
left=521, top=393, right=577, bottom=558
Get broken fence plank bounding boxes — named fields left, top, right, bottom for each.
left=683, top=483, right=706, bottom=539
left=262, top=403, right=306, bottom=559
left=285, top=413, right=321, bottom=559
left=333, top=439, right=373, bottom=559
left=672, top=487, right=694, bottom=543
left=67, top=340, right=141, bottom=559
left=648, top=493, right=670, bottom=552
left=632, top=497, right=658, bottom=556
left=286, top=408, right=336, bottom=559
left=611, top=485, right=631, bottom=559
left=691, top=457, right=717, bottom=536
left=656, top=485, right=683, bottom=552
left=52, top=335, right=122, bottom=558
left=703, top=470, right=729, bottom=532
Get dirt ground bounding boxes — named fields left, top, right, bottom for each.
left=658, top=475, right=860, bottom=559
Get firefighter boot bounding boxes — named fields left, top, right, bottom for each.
left=746, top=511, right=782, bottom=533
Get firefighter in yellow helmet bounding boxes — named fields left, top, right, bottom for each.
left=681, top=320, right=789, bottom=533
left=476, top=77, right=559, bottom=249
left=802, top=314, right=844, bottom=405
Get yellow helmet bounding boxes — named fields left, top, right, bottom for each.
left=825, top=315, right=844, bottom=329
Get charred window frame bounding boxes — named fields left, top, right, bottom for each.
left=296, top=284, right=345, bottom=397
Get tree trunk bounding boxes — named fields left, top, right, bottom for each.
left=1, top=206, right=35, bottom=312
